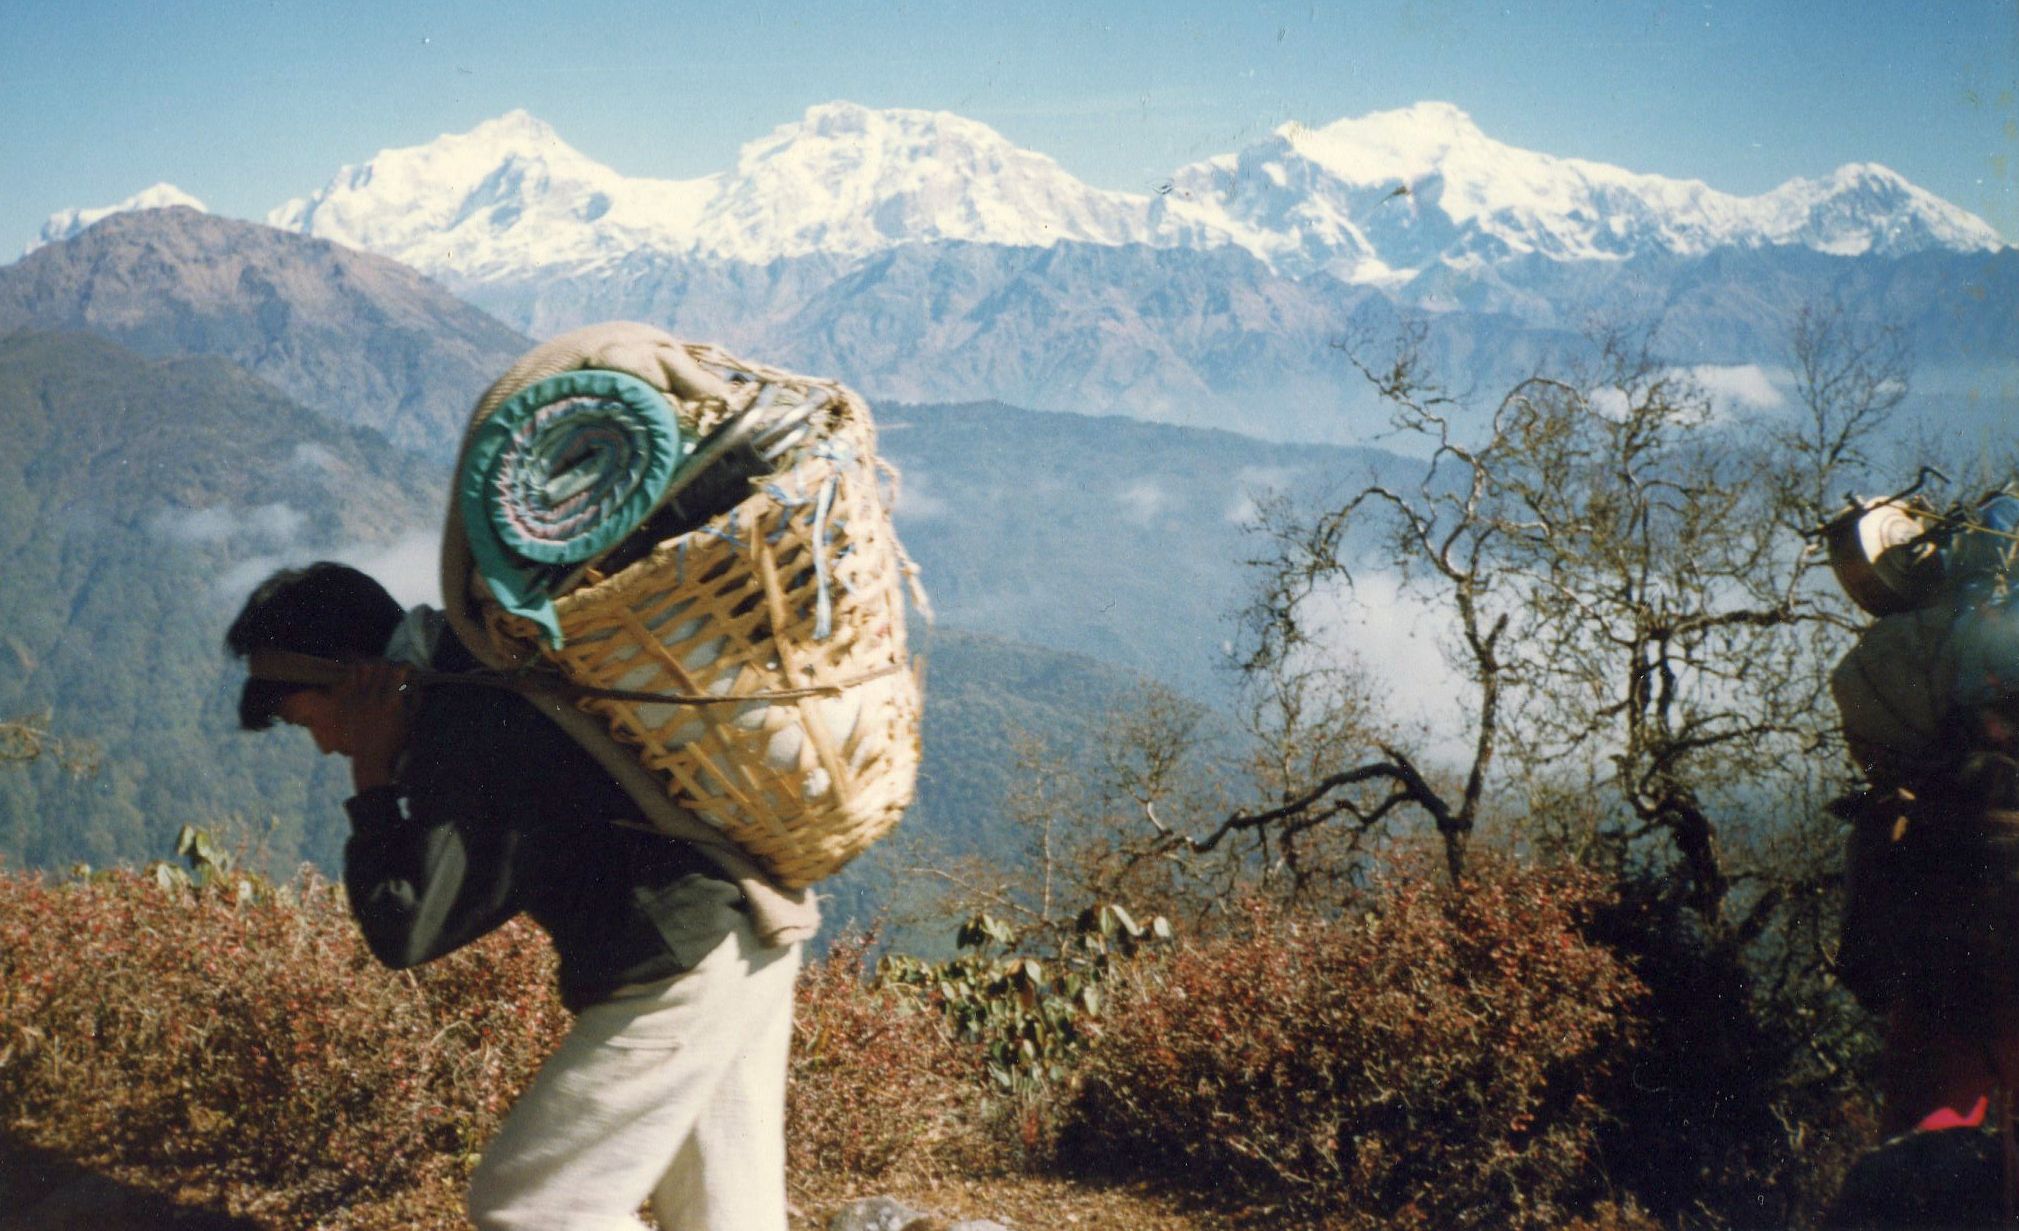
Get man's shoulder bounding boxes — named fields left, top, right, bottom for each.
left=408, top=633, right=640, bottom=807
left=410, top=641, right=572, bottom=770
left=429, top=630, right=485, bottom=674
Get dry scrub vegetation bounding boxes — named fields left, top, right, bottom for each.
left=1, top=853, right=1670, bottom=1230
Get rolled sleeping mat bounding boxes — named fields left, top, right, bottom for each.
left=442, top=320, right=734, bottom=665
left=455, top=368, right=683, bottom=648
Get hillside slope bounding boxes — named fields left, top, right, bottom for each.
left=0, top=208, right=530, bottom=456
left=0, top=332, right=443, bottom=867
left=880, top=399, right=1411, bottom=699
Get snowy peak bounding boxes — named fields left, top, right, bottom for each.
left=692, top=101, right=1152, bottom=260
left=30, top=183, right=206, bottom=254
left=1157, top=104, right=2006, bottom=280
left=1754, top=162, right=2005, bottom=257
left=1158, top=101, right=1751, bottom=278
left=463, top=107, right=563, bottom=146
left=1290, top=101, right=1495, bottom=182
left=266, top=110, right=716, bottom=280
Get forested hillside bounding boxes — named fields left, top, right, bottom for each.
left=880, top=399, right=1408, bottom=700
left=0, top=331, right=442, bottom=867
left=0, top=213, right=1410, bottom=884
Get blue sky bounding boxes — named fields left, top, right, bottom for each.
left=3, top=0, right=2015, bottom=253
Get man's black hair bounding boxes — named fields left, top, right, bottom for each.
left=224, top=562, right=402, bottom=731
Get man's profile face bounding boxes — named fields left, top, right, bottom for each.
left=277, top=688, right=350, bottom=758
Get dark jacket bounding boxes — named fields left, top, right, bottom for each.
left=1823, top=1125, right=2005, bottom=1229
left=341, top=635, right=738, bottom=1010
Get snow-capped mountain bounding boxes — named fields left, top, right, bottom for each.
left=1151, top=103, right=2006, bottom=281
left=29, top=182, right=206, bottom=255
left=1749, top=161, right=2000, bottom=257
left=266, top=102, right=1156, bottom=279
left=691, top=102, right=1154, bottom=261
left=25, top=103, right=2013, bottom=444
left=266, top=110, right=716, bottom=282
left=250, top=100, right=2004, bottom=288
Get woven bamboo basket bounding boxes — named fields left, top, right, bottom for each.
left=473, top=342, right=925, bottom=889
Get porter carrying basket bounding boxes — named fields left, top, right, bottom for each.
left=442, top=322, right=925, bottom=890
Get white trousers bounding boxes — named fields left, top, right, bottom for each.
left=467, top=912, right=801, bottom=1231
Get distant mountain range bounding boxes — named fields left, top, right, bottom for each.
left=222, top=102, right=2007, bottom=278
left=29, top=103, right=2016, bottom=441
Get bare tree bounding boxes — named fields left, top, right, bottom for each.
left=988, top=311, right=1917, bottom=1226
left=887, top=700, right=1234, bottom=946
left=1106, top=313, right=1906, bottom=944
left=1774, top=302, right=1911, bottom=525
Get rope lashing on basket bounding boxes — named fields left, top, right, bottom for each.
left=811, top=471, right=840, bottom=638
left=456, top=369, right=685, bottom=650
left=805, top=438, right=861, bottom=640
left=245, top=649, right=902, bottom=707
left=750, top=454, right=845, bottom=639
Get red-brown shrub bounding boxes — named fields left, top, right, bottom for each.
left=1059, top=856, right=1644, bottom=1228
left=0, top=866, right=568, bottom=1227
left=788, top=933, right=1005, bottom=1181
left=0, top=868, right=1014, bottom=1226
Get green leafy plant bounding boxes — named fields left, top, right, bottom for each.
left=880, top=903, right=1169, bottom=1094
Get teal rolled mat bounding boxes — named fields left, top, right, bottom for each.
left=456, top=369, right=685, bottom=648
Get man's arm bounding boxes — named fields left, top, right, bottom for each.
left=336, top=662, right=521, bottom=969
left=342, top=779, right=523, bottom=970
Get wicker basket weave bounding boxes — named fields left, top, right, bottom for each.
left=472, top=341, right=924, bottom=890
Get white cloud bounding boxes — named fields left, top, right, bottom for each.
left=1224, top=463, right=1303, bottom=526
left=891, top=468, right=948, bottom=521
left=1296, top=570, right=1476, bottom=763
left=148, top=506, right=238, bottom=544
left=1686, top=364, right=1785, bottom=413
left=1115, top=478, right=1169, bottom=526
left=247, top=504, right=309, bottom=542
left=1588, top=387, right=1633, bottom=421
left=1586, top=367, right=1784, bottom=426
left=217, top=528, right=443, bottom=611
left=218, top=554, right=291, bottom=601
left=290, top=443, right=341, bottom=473
left=333, top=530, right=443, bottom=608
left=148, top=502, right=306, bottom=546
